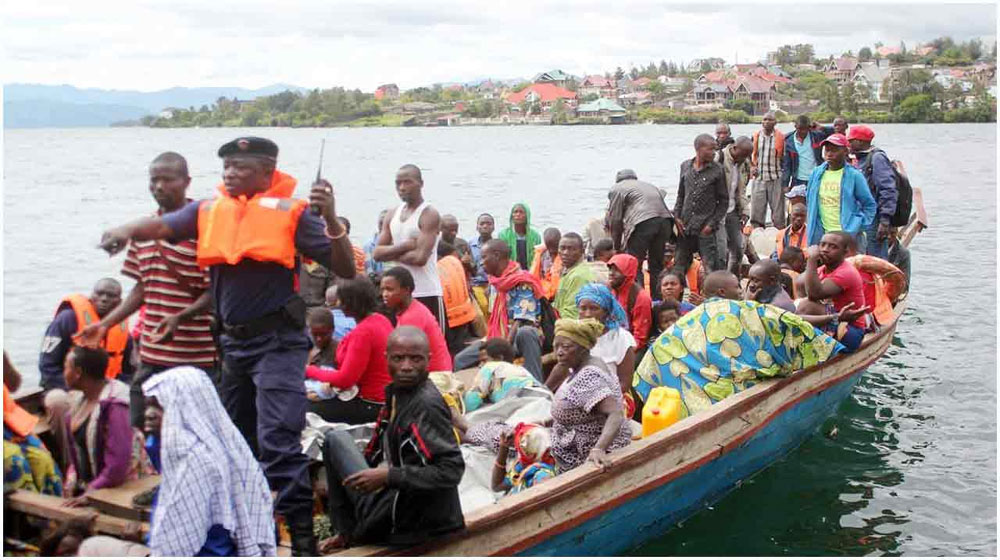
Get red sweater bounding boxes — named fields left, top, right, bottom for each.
left=397, top=300, right=453, bottom=372
left=305, top=313, right=393, bottom=402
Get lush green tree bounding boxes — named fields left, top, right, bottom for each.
left=894, top=93, right=938, bottom=122
left=858, top=47, right=872, bottom=61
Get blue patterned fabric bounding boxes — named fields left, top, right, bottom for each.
left=633, top=298, right=846, bottom=418
left=575, top=283, right=629, bottom=330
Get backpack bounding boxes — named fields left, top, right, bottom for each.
left=863, top=149, right=913, bottom=227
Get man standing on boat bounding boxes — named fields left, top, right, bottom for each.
left=39, top=279, right=135, bottom=391
left=671, top=134, right=728, bottom=280
left=606, top=169, right=673, bottom=289
left=847, top=125, right=897, bottom=260
left=749, top=111, right=784, bottom=230
left=98, top=136, right=357, bottom=556
left=372, top=164, right=445, bottom=331
left=716, top=136, right=752, bottom=275
left=77, top=152, right=216, bottom=430
left=782, top=115, right=834, bottom=212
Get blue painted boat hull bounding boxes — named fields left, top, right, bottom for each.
left=521, top=370, right=864, bottom=556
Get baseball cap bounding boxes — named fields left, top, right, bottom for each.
left=821, top=133, right=849, bottom=148
left=846, top=125, right=875, bottom=142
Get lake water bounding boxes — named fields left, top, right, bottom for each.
left=3, top=124, right=996, bottom=555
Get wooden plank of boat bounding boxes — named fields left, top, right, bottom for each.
left=87, top=475, right=160, bottom=521
left=5, top=490, right=150, bottom=538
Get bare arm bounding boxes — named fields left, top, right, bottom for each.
left=310, top=180, right=357, bottom=279
left=545, top=362, right=570, bottom=392
left=615, top=347, right=635, bottom=394
left=801, top=247, right=843, bottom=300
left=75, top=284, right=145, bottom=348
left=587, top=396, right=625, bottom=470
left=398, top=207, right=441, bottom=267
left=4, top=352, right=22, bottom=393
left=372, top=206, right=416, bottom=262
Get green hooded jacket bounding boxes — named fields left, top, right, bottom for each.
left=497, top=202, right=542, bottom=270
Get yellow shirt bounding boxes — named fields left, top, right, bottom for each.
left=818, top=167, right=844, bottom=233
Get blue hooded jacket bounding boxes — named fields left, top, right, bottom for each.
left=805, top=162, right=877, bottom=245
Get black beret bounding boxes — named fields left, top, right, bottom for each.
left=217, top=136, right=279, bottom=159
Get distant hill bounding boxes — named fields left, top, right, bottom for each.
left=4, top=83, right=308, bottom=128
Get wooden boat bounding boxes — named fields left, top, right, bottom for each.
left=336, top=190, right=927, bottom=557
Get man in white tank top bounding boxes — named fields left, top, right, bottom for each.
left=373, top=164, right=446, bottom=332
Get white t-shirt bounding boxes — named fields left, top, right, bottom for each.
left=591, top=327, right=637, bottom=373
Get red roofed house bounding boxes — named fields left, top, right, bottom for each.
left=628, top=77, right=653, bottom=92
left=375, top=83, right=399, bottom=100
left=876, top=45, right=901, bottom=58
left=731, top=76, right=777, bottom=115
left=505, top=83, right=577, bottom=110
left=579, top=75, right=617, bottom=99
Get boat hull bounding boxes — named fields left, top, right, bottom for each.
left=521, top=371, right=863, bottom=556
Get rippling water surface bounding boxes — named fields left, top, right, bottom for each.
left=3, top=124, right=995, bottom=555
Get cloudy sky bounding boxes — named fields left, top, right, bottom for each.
left=4, top=1, right=996, bottom=91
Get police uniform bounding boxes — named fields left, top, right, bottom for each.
left=160, top=138, right=333, bottom=551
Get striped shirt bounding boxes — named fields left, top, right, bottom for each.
left=756, top=132, right=780, bottom=181
left=121, top=226, right=216, bottom=367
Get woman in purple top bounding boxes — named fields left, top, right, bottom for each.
left=57, top=347, right=152, bottom=506
left=549, top=318, right=632, bottom=473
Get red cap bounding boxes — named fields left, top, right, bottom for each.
left=822, top=133, right=849, bottom=147
left=847, top=125, right=875, bottom=142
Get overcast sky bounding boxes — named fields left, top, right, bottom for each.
left=4, top=1, right=996, bottom=92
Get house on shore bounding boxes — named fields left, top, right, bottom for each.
left=576, top=98, right=627, bottom=123
left=824, top=56, right=859, bottom=85
left=853, top=60, right=892, bottom=102
left=579, top=75, right=617, bottom=99
left=533, top=69, right=576, bottom=89
left=375, top=84, right=400, bottom=100
left=505, top=83, right=577, bottom=111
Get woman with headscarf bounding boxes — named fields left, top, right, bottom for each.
left=497, top=203, right=541, bottom=272
left=142, top=367, right=276, bottom=557
left=549, top=318, right=631, bottom=472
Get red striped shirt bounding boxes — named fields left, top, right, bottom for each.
left=122, top=233, right=216, bottom=367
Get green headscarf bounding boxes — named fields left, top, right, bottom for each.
left=497, top=202, right=542, bottom=269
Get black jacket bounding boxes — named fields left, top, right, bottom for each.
left=363, top=379, right=465, bottom=545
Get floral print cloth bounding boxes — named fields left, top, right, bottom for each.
left=633, top=298, right=846, bottom=418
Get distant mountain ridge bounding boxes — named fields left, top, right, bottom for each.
left=4, top=83, right=308, bottom=128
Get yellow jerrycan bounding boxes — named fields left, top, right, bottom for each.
left=641, top=387, right=682, bottom=438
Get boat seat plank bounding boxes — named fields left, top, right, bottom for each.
left=87, top=475, right=160, bottom=521
left=5, top=490, right=149, bottom=538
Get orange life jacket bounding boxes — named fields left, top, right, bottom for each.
left=58, top=294, right=129, bottom=380
left=3, top=384, right=37, bottom=437
left=775, top=225, right=808, bottom=258
left=686, top=258, right=702, bottom=295
left=847, top=255, right=905, bottom=326
left=438, top=255, right=476, bottom=328
left=197, top=171, right=307, bottom=270
left=528, top=245, right=563, bottom=300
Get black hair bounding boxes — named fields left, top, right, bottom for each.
left=69, top=346, right=108, bottom=381
left=779, top=270, right=795, bottom=296
left=484, top=238, right=510, bottom=258
left=39, top=518, right=94, bottom=556
left=383, top=266, right=415, bottom=292
left=694, top=133, right=715, bottom=148
left=562, top=232, right=584, bottom=246
left=398, top=164, right=423, bottom=182
left=338, top=276, right=380, bottom=319
left=151, top=151, right=190, bottom=178
left=657, top=269, right=686, bottom=289
left=651, top=299, right=682, bottom=338
left=483, top=338, right=516, bottom=362
left=594, top=238, right=615, bottom=254
left=477, top=213, right=494, bottom=223
left=779, top=245, right=805, bottom=264
left=795, top=114, right=811, bottom=127
left=337, top=216, right=351, bottom=234
left=307, top=306, right=334, bottom=327
left=437, top=240, right=456, bottom=259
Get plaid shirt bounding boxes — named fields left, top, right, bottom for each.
left=756, top=132, right=780, bottom=181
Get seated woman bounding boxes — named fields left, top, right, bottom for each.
left=306, top=277, right=394, bottom=424
left=549, top=318, right=631, bottom=472
left=634, top=271, right=848, bottom=419
left=3, top=351, right=63, bottom=496
left=142, top=367, right=276, bottom=556
left=548, top=284, right=638, bottom=416
left=57, top=347, right=152, bottom=506
left=653, top=271, right=696, bottom=315
left=380, top=266, right=453, bottom=372
left=490, top=423, right=556, bottom=494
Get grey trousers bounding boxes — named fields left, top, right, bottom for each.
left=750, top=179, right=786, bottom=229
left=672, top=231, right=724, bottom=284
left=715, top=212, right=744, bottom=275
